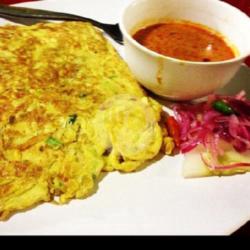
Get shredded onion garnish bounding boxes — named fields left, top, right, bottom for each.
left=173, top=91, right=250, bottom=170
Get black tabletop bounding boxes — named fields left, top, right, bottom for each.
left=232, top=221, right=250, bottom=236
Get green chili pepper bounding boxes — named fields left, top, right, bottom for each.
left=46, top=137, right=63, bottom=149
left=212, top=100, right=234, bottom=115
left=68, top=114, right=77, bottom=124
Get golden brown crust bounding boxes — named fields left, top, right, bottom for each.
left=0, top=21, right=163, bottom=220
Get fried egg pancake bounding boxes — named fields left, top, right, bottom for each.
left=0, top=22, right=167, bottom=220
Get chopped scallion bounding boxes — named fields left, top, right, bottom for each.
left=46, top=137, right=63, bottom=149
left=68, top=114, right=77, bottom=124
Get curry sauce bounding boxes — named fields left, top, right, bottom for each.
left=133, top=21, right=236, bottom=62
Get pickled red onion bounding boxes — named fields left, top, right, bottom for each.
left=173, top=91, right=250, bottom=170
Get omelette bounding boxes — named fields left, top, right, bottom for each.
left=0, top=21, right=172, bottom=220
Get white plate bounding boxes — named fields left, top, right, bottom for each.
left=0, top=0, right=250, bottom=235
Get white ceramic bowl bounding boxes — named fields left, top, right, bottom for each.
left=119, top=0, right=250, bottom=100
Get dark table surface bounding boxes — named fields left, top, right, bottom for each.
left=232, top=221, right=250, bottom=236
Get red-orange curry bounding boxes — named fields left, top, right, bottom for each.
left=133, top=21, right=236, bottom=62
